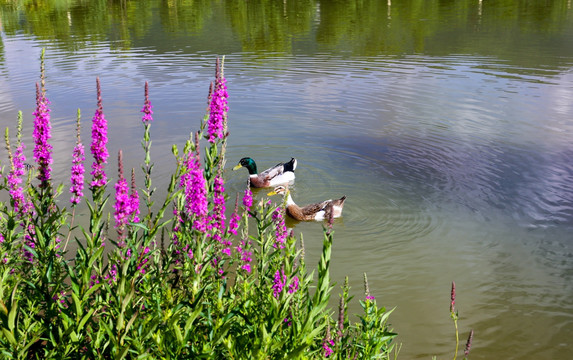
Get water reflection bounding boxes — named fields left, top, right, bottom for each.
left=1, top=0, right=573, bottom=63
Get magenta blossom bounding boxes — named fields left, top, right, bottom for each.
left=90, top=78, right=108, bottom=189
left=130, top=169, right=140, bottom=223
left=208, top=172, right=226, bottom=240
left=180, top=147, right=208, bottom=232
left=228, top=194, right=240, bottom=236
left=207, top=57, right=228, bottom=143
left=8, top=143, right=31, bottom=215
left=141, top=81, right=153, bottom=124
left=70, top=117, right=85, bottom=205
left=114, top=151, right=130, bottom=239
left=242, top=182, right=253, bottom=213
left=272, top=207, right=287, bottom=249
left=236, top=240, right=252, bottom=273
left=33, top=83, right=53, bottom=188
left=272, top=269, right=287, bottom=298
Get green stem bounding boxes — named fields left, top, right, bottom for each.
left=453, top=317, right=459, bottom=360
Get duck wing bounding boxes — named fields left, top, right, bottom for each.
left=300, top=200, right=331, bottom=217
left=259, top=158, right=297, bottom=182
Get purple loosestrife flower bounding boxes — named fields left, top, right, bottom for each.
left=104, top=263, right=118, bottom=284
left=272, top=268, right=287, bottom=298
left=23, top=225, right=36, bottom=263
left=207, top=57, right=228, bottom=143
left=70, top=115, right=85, bottom=205
left=323, top=324, right=335, bottom=358
left=137, top=246, right=150, bottom=274
left=242, top=181, right=253, bottom=213
left=130, top=169, right=140, bottom=223
left=208, top=171, right=226, bottom=239
left=228, top=194, right=240, bottom=236
left=33, top=83, right=53, bottom=188
left=210, top=171, right=231, bottom=257
left=8, top=144, right=31, bottom=215
left=90, top=78, right=108, bottom=189
left=180, top=145, right=208, bottom=232
left=323, top=336, right=335, bottom=357
left=114, top=151, right=130, bottom=239
left=236, top=240, right=252, bottom=273
left=141, top=81, right=153, bottom=124
left=464, top=329, right=474, bottom=357
left=289, top=276, right=300, bottom=294
left=272, top=207, right=287, bottom=249
left=450, top=281, right=456, bottom=314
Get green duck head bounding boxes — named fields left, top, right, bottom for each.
left=233, top=157, right=258, bottom=175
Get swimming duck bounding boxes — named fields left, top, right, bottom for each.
left=267, top=185, right=347, bottom=221
left=233, top=157, right=297, bottom=188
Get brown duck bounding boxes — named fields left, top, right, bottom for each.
left=233, top=157, right=297, bottom=188
left=267, top=185, right=347, bottom=221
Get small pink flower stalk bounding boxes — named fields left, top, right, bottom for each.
left=207, top=57, right=228, bottom=144
left=70, top=110, right=85, bottom=205
left=114, top=150, right=130, bottom=241
left=228, top=194, right=240, bottom=236
left=6, top=113, right=32, bottom=217
left=272, top=267, right=299, bottom=298
left=114, top=151, right=139, bottom=243
left=180, top=133, right=208, bottom=232
left=90, top=77, right=108, bottom=191
left=141, top=81, right=153, bottom=125
left=242, top=179, right=253, bottom=214
left=464, top=329, right=474, bottom=358
left=322, top=323, right=335, bottom=357
left=33, top=82, right=53, bottom=190
left=450, top=281, right=457, bottom=319
left=272, top=207, right=287, bottom=249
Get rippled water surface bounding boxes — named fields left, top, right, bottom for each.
left=1, top=0, right=573, bottom=358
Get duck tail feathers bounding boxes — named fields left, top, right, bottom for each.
left=284, top=158, right=297, bottom=172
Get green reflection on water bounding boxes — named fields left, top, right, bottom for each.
left=1, top=0, right=572, bottom=62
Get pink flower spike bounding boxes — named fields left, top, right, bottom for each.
left=207, top=57, right=228, bottom=143
left=70, top=113, right=85, bottom=205
left=141, top=81, right=153, bottom=124
left=33, top=82, right=53, bottom=188
left=90, top=77, right=108, bottom=189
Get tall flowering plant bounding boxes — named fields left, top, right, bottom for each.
left=0, top=53, right=399, bottom=359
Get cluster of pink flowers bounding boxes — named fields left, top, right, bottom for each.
left=103, top=263, right=118, bottom=285
left=207, top=57, right=228, bottom=143
left=236, top=239, right=252, bottom=273
left=8, top=143, right=31, bottom=215
left=130, top=169, right=140, bottom=223
left=227, top=195, right=240, bottom=236
left=272, top=207, right=287, bottom=249
left=33, top=83, right=53, bottom=188
left=137, top=246, right=151, bottom=274
left=181, top=147, right=208, bottom=232
left=141, top=81, right=153, bottom=124
left=242, top=182, right=253, bottom=212
left=70, top=120, right=85, bottom=205
left=272, top=269, right=287, bottom=298
left=114, top=151, right=140, bottom=238
left=272, top=268, right=299, bottom=298
left=209, top=173, right=226, bottom=240
left=323, top=338, right=335, bottom=357
left=90, top=78, right=108, bottom=189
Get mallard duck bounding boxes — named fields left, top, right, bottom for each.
left=233, top=157, right=297, bottom=188
left=267, top=185, right=347, bottom=221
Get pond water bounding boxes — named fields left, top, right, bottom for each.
left=1, top=0, right=573, bottom=359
